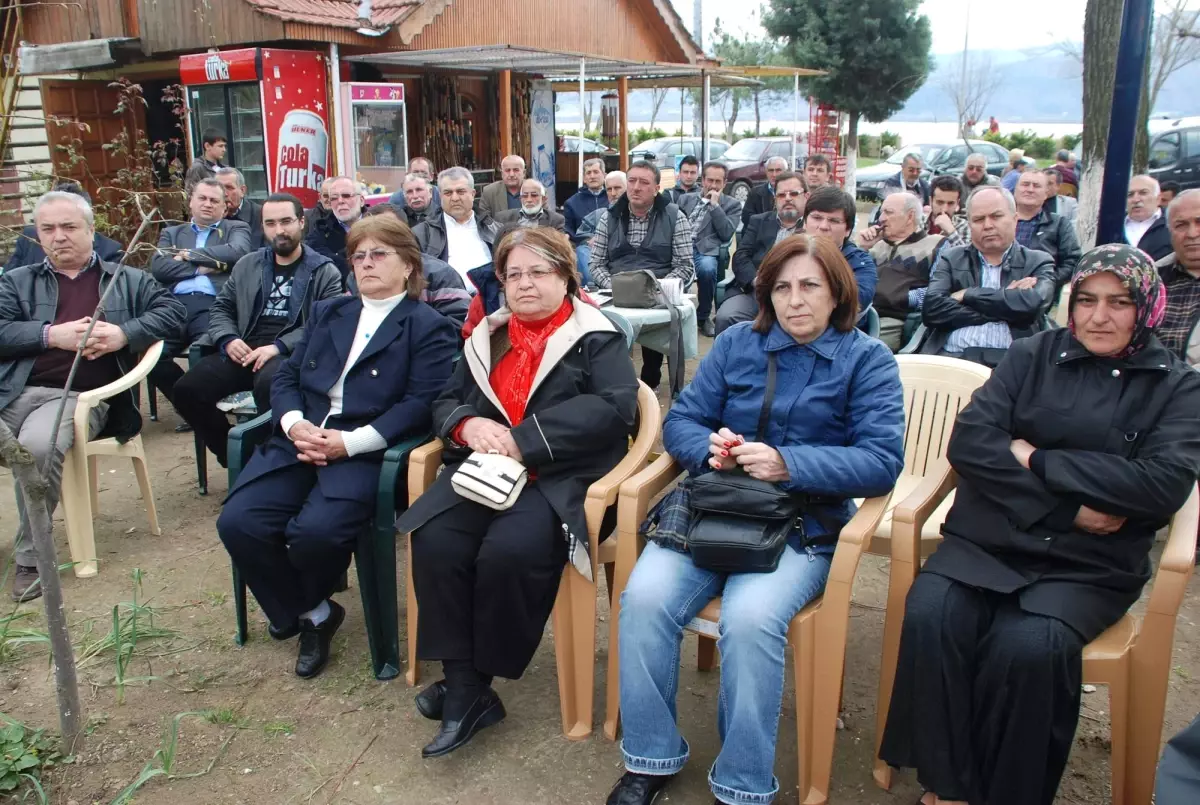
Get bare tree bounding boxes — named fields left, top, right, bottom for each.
left=648, top=87, right=670, bottom=130
left=1080, top=0, right=1125, bottom=249
left=1148, top=0, right=1200, bottom=114
left=582, top=92, right=596, bottom=134
left=939, top=52, right=1003, bottom=138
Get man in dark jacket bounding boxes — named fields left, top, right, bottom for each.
left=665, top=155, right=701, bottom=203
left=960, top=152, right=1000, bottom=194
left=741, top=156, right=789, bottom=228
left=1123, top=174, right=1173, bottom=261
left=173, top=193, right=344, bottom=467
left=413, top=167, right=497, bottom=291
left=1, top=190, right=185, bottom=601
left=715, top=171, right=806, bottom=334
left=305, top=176, right=367, bottom=280
left=882, top=152, right=932, bottom=207
left=148, top=178, right=253, bottom=410
left=803, top=185, right=879, bottom=324
left=563, top=158, right=609, bottom=241
left=216, top=167, right=264, bottom=249
left=184, top=129, right=226, bottom=190
left=1014, top=170, right=1081, bottom=290
left=303, top=178, right=334, bottom=234
left=388, top=173, right=440, bottom=227
left=919, top=186, right=1056, bottom=364
left=493, top=179, right=566, bottom=233
left=678, top=161, right=741, bottom=335
left=2, top=182, right=122, bottom=273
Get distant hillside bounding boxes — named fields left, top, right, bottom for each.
left=558, top=47, right=1200, bottom=126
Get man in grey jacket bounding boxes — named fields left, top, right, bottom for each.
left=1, top=190, right=185, bottom=601
left=677, top=161, right=740, bottom=336
left=171, top=193, right=343, bottom=468
left=919, top=186, right=1056, bottom=364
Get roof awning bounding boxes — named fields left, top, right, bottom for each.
left=343, top=44, right=764, bottom=88
left=18, top=38, right=140, bottom=76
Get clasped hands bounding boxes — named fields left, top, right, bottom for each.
left=48, top=317, right=127, bottom=360
left=460, top=417, right=523, bottom=463
left=288, top=420, right=348, bottom=466
left=707, top=427, right=789, bottom=483
left=1009, top=438, right=1126, bottom=535
left=224, top=338, right=280, bottom=371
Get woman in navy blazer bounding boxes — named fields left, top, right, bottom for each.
left=217, top=215, right=457, bottom=679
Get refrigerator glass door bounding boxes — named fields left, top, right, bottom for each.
left=190, top=85, right=228, bottom=159
left=229, top=83, right=268, bottom=200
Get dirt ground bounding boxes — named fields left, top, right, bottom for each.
left=2, top=349, right=1199, bottom=805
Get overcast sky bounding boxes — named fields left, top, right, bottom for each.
left=670, top=0, right=1089, bottom=55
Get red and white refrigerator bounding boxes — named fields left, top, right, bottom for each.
left=179, top=48, right=332, bottom=208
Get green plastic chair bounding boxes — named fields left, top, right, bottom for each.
left=226, top=412, right=429, bottom=680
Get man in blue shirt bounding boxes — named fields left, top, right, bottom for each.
left=148, top=178, right=252, bottom=416
left=563, top=158, right=609, bottom=242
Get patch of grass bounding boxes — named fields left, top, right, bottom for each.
left=199, top=707, right=248, bottom=728
left=204, top=590, right=227, bottom=608
left=262, top=721, right=294, bottom=738
left=857, top=157, right=882, bottom=169
left=109, top=711, right=239, bottom=805
left=1174, top=665, right=1191, bottom=681
left=0, top=611, right=49, bottom=665
left=0, top=712, right=64, bottom=803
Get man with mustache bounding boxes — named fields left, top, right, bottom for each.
left=1122, top=174, right=1173, bottom=261
left=173, top=193, right=344, bottom=468
left=492, top=178, right=566, bottom=232
left=714, top=171, right=807, bottom=334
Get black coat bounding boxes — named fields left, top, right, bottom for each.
left=227, top=199, right=264, bottom=249
left=924, top=328, right=1200, bottom=640
left=732, top=211, right=786, bottom=292
left=741, top=182, right=774, bottom=229
left=396, top=297, right=639, bottom=580
left=234, top=296, right=458, bottom=504
left=305, top=207, right=370, bottom=280
left=1125, top=215, right=1173, bottom=262
left=1021, top=208, right=1081, bottom=289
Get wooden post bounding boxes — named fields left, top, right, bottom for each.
left=617, top=75, right=629, bottom=171
left=499, top=69, right=513, bottom=159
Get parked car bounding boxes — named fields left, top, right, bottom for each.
left=559, top=135, right=616, bottom=155
left=630, top=136, right=731, bottom=167
left=855, top=140, right=1010, bottom=201
left=721, top=136, right=805, bottom=203
left=1149, top=118, right=1200, bottom=191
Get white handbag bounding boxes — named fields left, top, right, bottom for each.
left=450, top=450, right=528, bottom=510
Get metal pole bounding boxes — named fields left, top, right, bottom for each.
left=330, top=43, right=344, bottom=176
left=1097, top=0, right=1154, bottom=246
left=701, top=70, right=710, bottom=164
left=791, top=72, right=799, bottom=169
left=578, top=58, right=586, bottom=188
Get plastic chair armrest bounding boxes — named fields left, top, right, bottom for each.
left=76, top=341, right=165, bottom=409
left=227, top=412, right=273, bottom=486
left=827, top=493, right=893, bottom=586
left=1146, top=484, right=1199, bottom=617
left=891, top=463, right=957, bottom=529
left=376, top=434, right=434, bottom=524
left=407, top=439, right=445, bottom=500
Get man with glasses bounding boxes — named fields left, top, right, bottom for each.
left=173, top=193, right=344, bottom=468
left=388, top=173, right=440, bottom=227
left=961, top=152, right=999, bottom=193
left=305, top=175, right=367, bottom=281
left=742, top=155, right=789, bottom=228
left=493, top=178, right=566, bottom=232
left=715, top=171, right=807, bottom=334
left=413, top=166, right=498, bottom=292
left=882, top=152, right=931, bottom=207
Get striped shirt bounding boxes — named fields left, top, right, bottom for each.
left=944, top=245, right=1015, bottom=353
left=587, top=203, right=695, bottom=289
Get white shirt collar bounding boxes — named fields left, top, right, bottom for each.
left=444, top=212, right=477, bottom=231
left=1124, top=208, right=1160, bottom=246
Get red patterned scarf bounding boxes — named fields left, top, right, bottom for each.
left=495, top=298, right=574, bottom=424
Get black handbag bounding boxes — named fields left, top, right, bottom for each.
left=686, top=353, right=803, bottom=573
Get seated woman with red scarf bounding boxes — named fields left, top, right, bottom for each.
left=397, top=226, right=639, bottom=759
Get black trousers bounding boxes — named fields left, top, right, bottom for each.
left=410, top=486, right=567, bottom=680
left=217, top=458, right=372, bottom=627
left=173, top=352, right=283, bottom=465
left=639, top=346, right=664, bottom=389
left=879, top=571, right=1085, bottom=805
left=148, top=292, right=213, bottom=402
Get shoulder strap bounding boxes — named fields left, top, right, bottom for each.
left=756, top=352, right=777, bottom=442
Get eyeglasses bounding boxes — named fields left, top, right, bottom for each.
left=350, top=248, right=400, bottom=266
left=330, top=192, right=358, bottom=201
left=504, top=267, right=557, bottom=283
left=775, top=190, right=804, bottom=200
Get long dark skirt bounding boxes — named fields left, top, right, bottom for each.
left=410, top=484, right=567, bottom=680
left=879, top=571, right=1086, bottom=805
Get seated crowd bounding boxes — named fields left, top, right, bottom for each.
left=5, top=146, right=1200, bottom=805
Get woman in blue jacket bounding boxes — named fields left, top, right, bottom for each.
left=606, top=235, right=906, bottom=805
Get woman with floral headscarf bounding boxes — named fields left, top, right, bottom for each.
left=880, top=243, right=1200, bottom=805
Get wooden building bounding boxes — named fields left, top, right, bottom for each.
left=6, top=0, right=711, bottom=212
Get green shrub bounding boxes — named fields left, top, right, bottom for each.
left=630, top=128, right=667, bottom=146
left=764, top=126, right=787, bottom=137
left=857, top=134, right=880, bottom=158
left=879, top=130, right=901, bottom=149
left=1027, top=135, right=1057, bottom=160
left=1059, top=133, right=1082, bottom=151
left=0, top=713, right=63, bottom=800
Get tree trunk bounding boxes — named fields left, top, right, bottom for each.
left=1080, top=0, right=1125, bottom=249
left=726, top=95, right=740, bottom=142
left=845, top=110, right=859, bottom=198
left=754, top=92, right=762, bottom=136
left=0, top=421, right=84, bottom=752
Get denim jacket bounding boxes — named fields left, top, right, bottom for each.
left=657, top=322, right=905, bottom=550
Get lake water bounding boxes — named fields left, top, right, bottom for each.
left=585, top=119, right=1084, bottom=144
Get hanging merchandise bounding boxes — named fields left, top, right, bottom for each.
left=807, top=99, right=846, bottom=187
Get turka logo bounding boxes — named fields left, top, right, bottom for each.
left=204, top=54, right=230, bottom=82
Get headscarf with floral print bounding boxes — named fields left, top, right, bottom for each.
left=1068, top=243, right=1166, bottom=357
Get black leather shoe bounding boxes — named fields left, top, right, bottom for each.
left=605, top=771, right=676, bottom=805
left=268, top=620, right=299, bottom=641
left=421, top=688, right=505, bottom=758
left=415, top=679, right=447, bottom=721
left=174, top=422, right=193, bottom=433
left=294, top=600, right=345, bottom=679
left=700, top=319, right=716, bottom=338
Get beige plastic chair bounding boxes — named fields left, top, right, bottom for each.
left=873, top=461, right=1198, bottom=805
left=867, top=354, right=991, bottom=784
left=60, top=340, right=164, bottom=578
left=603, top=451, right=893, bottom=804
left=403, top=381, right=660, bottom=739
left=1053, top=284, right=1071, bottom=327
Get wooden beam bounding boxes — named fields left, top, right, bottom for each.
left=499, top=68, right=513, bottom=159
left=617, top=75, right=629, bottom=172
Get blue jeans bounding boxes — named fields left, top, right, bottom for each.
left=618, top=541, right=832, bottom=804
left=575, top=243, right=593, bottom=287
left=694, top=253, right=718, bottom=324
